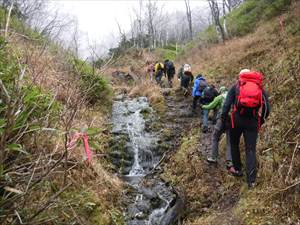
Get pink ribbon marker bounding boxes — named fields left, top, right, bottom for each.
left=67, top=131, right=92, bottom=163
left=83, top=133, right=91, bottom=162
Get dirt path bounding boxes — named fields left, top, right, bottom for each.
left=161, top=88, right=243, bottom=225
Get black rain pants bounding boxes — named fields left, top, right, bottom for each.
left=229, top=113, right=258, bottom=184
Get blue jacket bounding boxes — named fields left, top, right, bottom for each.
left=192, top=77, right=206, bottom=97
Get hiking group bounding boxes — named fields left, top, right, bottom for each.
left=146, top=60, right=176, bottom=88
left=147, top=62, right=270, bottom=189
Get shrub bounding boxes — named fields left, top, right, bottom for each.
left=71, top=58, right=113, bottom=107
left=0, top=37, right=60, bottom=160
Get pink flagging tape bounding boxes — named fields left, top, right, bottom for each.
left=67, top=132, right=92, bottom=162
left=83, top=133, right=91, bottom=162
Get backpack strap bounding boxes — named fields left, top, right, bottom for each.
left=257, top=91, right=264, bottom=131
left=231, top=105, right=236, bottom=129
left=231, top=82, right=239, bottom=129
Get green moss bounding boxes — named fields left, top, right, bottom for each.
left=140, top=107, right=151, bottom=120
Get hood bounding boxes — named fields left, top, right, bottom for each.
left=239, top=69, right=250, bottom=75
left=219, top=86, right=227, bottom=94
left=196, top=76, right=205, bottom=80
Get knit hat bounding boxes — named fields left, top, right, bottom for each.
left=239, top=69, right=250, bottom=75
left=219, top=86, right=227, bottom=94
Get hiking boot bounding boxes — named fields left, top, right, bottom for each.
left=184, top=89, right=189, bottom=96
left=206, top=156, right=217, bottom=163
left=228, top=168, right=243, bottom=177
left=248, top=182, right=256, bottom=189
left=226, top=160, right=234, bottom=169
left=202, top=126, right=208, bottom=133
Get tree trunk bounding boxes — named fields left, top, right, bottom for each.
left=208, top=0, right=225, bottom=42
left=222, top=0, right=228, bottom=38
left=184, top=0, right=193, bottom=40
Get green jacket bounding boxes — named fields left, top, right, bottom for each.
left=202, top=94, right=222, bottom=110
left=202, top=91, right=228, bottom=119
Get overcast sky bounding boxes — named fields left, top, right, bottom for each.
left=50, top=0, right=208, bottom=58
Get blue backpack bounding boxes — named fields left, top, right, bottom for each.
left=198, top=77, right=207, bottom=92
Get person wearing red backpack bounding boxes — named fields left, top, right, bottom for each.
left=221, top=69, right=270, bottom=188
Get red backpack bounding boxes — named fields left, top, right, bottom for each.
left=231, top=71, right=264, bottom=129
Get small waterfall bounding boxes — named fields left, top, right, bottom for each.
left=127, top=110, right=145, bottom=176
left=111, top=96, right=181, bottom=225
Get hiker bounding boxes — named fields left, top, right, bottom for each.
left=147, top=61, right=155, bottom=81
left=205, top=86, right=235, bottom=172
left=180, top=64, right=193, bottom=95
left=164, top=59, right=176, bottom=88
left=192, top=74, right=207, bottom=113
left=154, top=61, right=164, bottom=86
left=221, top=69, right=270, bottom=188
left=201, top=84, right=219, bottom=132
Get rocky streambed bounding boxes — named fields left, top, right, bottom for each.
left=110, top=96, right=183, bottom=225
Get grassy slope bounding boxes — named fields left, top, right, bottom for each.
left=1, top=11, right=124, bottom=225
left=166, top=1, right=300, bottom=224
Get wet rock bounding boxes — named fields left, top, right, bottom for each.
left=150, top=197, right=162, bottom=209
left=114, top=94, right=125, bottom=101
left=141, top=188, right=158, bottom=200
left=112, top=71, right=134, bottom=82
left=136, top=201, right=151, bottom=213
left=135, top=212, right=146, bottom=220
left=109, top=151, right=122, bottom=159
left=127, top=206, right=140, bottom=219
left=121, top=166, right=132, bottom=175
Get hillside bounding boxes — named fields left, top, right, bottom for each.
left=0, top=9, right=124, bottom=224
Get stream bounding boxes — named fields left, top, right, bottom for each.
left=111, top=96, right=182, bottom=225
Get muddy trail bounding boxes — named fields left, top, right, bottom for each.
left=162, top=88, right=243, bottom=224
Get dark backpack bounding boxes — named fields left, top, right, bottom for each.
left=167, top=61, right=175, bottom=74
left=202, top=86, right=218, bottom=103
left=231, top=71, right=264, bottom=128
left=198, top=78, right=207, bottom=92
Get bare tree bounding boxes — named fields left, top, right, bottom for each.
left=222, top=0, right=228, bottom=38
left=0, top=0, right=47, bottom=21
left=184, top=0, right=193, bottom=40
left=208, top=0, right=225, bottom=42
left=224, top=0, right=244, bottom=12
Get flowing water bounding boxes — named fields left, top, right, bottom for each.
left=111, top=96, right=181, bottom=225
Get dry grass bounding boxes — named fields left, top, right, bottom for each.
left=11, top=36, right=82, bottom=104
